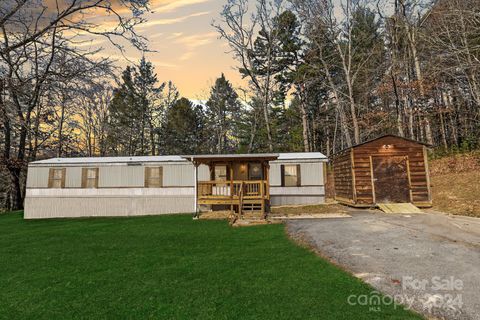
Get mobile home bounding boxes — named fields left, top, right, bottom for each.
left=24, top=153, right=327, bottom=219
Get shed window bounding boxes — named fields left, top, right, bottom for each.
left=48, top=168, right=65, bottom=188
left=281, top=164, right=301, bottom=187
left=145, top=167, right=163, bottom=188
left=82, top=168, right=99, bottom=188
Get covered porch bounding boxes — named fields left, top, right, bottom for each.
left=183, top=154, right=278, bottom=220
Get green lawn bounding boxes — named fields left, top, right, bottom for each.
left=0, top=212, right=421, bottom=319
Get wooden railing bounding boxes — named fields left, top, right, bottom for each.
left=197, top=180, right=268, bottom=199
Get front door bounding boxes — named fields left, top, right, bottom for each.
left=372, top=156, right=410, bottom=203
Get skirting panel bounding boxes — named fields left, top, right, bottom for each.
left=270, top=195, right=325, bottom=206
left=24, top=195, right=194, bottom=219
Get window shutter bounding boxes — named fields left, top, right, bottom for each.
left=296, top=164, right=301, bottom=187
left=48, top=168, right=54, bottom=188
left=280, top=165, right=285, bottom=187
left=159, top=166, right=163, bottom=187
left=61, top=168, right=66, bottom=188
left=94, top=168, right=99, bottom=188
left=81, top=168, right=87, bottom=188
left=145, top=167, right=150, bottom=187
left=145, top=167, right=163, bottom=188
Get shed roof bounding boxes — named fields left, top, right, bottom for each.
left=333, top=134, right=430, bottom=156
left=30, top=152, right=327, bottom=166
left=351, top=134, right=430, bottom=148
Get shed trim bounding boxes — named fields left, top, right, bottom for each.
left=332, top=134, right=431, bottom=157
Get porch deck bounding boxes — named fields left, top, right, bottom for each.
left=197, top=180, right=269, bottom=218
left=198, top=180, right=268, bottom=199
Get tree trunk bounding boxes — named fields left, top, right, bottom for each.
left=248, top=113, right=257, bottom=153
left=9, top=168, right=23, bottom=210
left=262, top=98, right=273, bottom=152
left=299, top=85, right=310, bottom=152
left=57, top=103, right=65, bottom=157
left=346, top=80, right=360, bottom=144
left=391, top=72, right=404, bottom=136
left=439, top=111, right=448, bottom=150
left=149, top=122, right=156, bottom=156
left=424, top=116, right=434, bottom=145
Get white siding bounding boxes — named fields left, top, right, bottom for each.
left=301, top=162, right=324, bottom=186
left=270, top=163, right=281, bottom=186
left=163, top=164, right=193, bottom=187
left=270, top=162, right=324, bottom=187
left=26, top=167, right=49, bottom=188
left=27, top=163, right=210, bottom=190
left=98, top=166, right=144, bottom=188
left=198, top=165, right=210, bottom=181
left=270, top=186, right=324, bottom=196
left=24, top=194, right=194, bottom=219
left=65, top=167, right=82, bottom=188
left=271, top=195, right=325, bottom=206
left=269, top=162, right=325, bottom=206
left=27, top=188, right=194, bottom=197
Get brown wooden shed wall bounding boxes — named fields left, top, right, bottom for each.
left=332, top=149, right=354, bottom=204
left=333, top=136, right=432, bottom=207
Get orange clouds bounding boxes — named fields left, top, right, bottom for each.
left=151, top=0, right=212, bottom=13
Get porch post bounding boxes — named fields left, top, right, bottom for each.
left=265, top=162, right=270, bottom=200
left=193, top=162, right=199, bottom=219
left=229, top=161, right=234, bottom=213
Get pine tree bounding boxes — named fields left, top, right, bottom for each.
left=106, top=66, right=140, bottom=155
left=161, top=98, right=206, bottom=155
left=106, top=58, right=165, bottom=156
left=135, top=57, right=165, bottom=155
left=205, top=74, right=242, bottom=154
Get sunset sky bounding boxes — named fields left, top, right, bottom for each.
left=87, top=0, right=244, bottom=99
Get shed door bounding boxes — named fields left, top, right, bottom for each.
left=372, top=156, right=410, bottom=203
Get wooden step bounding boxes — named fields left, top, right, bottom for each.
left=242, top=204, right=262, bottom=211
left=377, top=203, right=423, bottom=214
left=242, top=211, right=265, bottom=220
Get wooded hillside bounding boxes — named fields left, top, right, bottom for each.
left=430, top=152, right=480, bottom=217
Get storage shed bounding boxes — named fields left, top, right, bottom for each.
left=332, top=135, right=432, bottom=208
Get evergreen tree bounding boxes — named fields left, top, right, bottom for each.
left=350, top=7, right=384, bottom=107
left=205, top=74, right=242, bottom=154
left=161, top=98, right=206, bottom=155
left=106, top=58, right=165, bottom=156
left=273, top=10, right=304, bottom=103
left=106, top=66, right=140, bottom=155
left=135, top=57, right=165, bottom=155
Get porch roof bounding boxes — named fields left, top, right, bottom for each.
left=182, top=153, right=279, bottom=164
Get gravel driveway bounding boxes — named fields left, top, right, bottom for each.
left=287, top=210, right=480, bottom=320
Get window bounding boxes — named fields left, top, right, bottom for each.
left=82, top=168, right=99, bottom=188
left=145, top=167, right=163, bottom=188
left=48, top=168, right=65, bottom=188
left=248, top=163, right=263, bottom=180
left=214, top=165, right=228, bottom=181
left=281, top=164, right=301, bottom=187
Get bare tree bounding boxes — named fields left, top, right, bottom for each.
left=77, top=82, right=113, bottom=156
left=0, top=0, right=149, bottom=209
left=214, top=0, right=287, bottom=151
